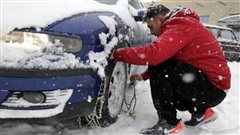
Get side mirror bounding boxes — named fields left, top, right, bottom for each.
left=133, top=9, right=146, bottom=21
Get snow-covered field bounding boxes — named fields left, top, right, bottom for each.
left=0, top=62, right=239, bottom=135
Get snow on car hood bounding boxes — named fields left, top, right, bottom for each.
left=1, top=0, right=135, bottom=77
left=0, top=41, right=88, bottom=70
left=2, top=0, right=136, bottom=36
left=0, top=15, right=121, bottom=78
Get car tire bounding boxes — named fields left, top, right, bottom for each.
left=97, top=59, right=128, bottom=127
left=96, top=40, right=129, bottom=127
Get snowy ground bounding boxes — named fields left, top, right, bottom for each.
left=0, top=62, right=239, bottom=135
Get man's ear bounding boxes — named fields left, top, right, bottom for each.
left=156, top=15, right=164, bottom=23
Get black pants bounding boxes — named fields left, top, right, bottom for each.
left=148, top=60, right=226, bottom=125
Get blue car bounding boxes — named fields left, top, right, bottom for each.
left=0, top=0, right=152, bottom=128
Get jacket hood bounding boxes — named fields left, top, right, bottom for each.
left=167, top=7, right=200, bottom=21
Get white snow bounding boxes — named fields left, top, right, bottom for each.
left=87, top=96, right=93, bottom=103
left=88, top=15, right=119, bottom=78
left=138, top=53, right=146, bottom=59
left=169, top=37, right=174, bottom=42
left=98, top=32, right=109, bottom=45
left=203, top=24, right=232, bottom=31
left=98, top=16, right=118, bottom=36
left=218, top=14, right=240, bottom=26
left=1, top=0, right=136, bottom=36
left=88, top=35, right=119, bottom=77
left=0, top=41, right=88, bottom=69
left=0, top=62, right=239, bottom=135
left=0, top=104, right=66, bottom=119
left=182, top=73, right=195, bottom=83
left=218, top=75, right=224, bottom=81
left=0, top=15, right=120, bottom=76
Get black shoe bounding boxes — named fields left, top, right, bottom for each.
left=140, top=119, right=182, bottom=135
left=184, top=108, right=217, bottom=126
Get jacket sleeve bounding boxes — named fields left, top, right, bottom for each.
left=114, top=22, right=193, bottom=65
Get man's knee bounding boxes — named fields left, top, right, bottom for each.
left=209, top=90, right=226, bottom=107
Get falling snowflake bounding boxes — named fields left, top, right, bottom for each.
left=77, top=84, right=83, bottom=87
left=138, top=53, right=146, bottom=59
left=169, top=37, right=174, bottom=42
left=87, top=96, right=92, bottom=103
left=218, top=75, right=224, bottom=80
left=194, top=107, right=197, bottom=111
left=181, top=73, right=195, bottom=83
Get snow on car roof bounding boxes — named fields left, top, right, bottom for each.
left=218, top=14, right=240, bottom=26
left=203, top=23, right=232, bottom=30
left=218, top=14, right=240, bottom=22
left=1, top=0, right=135, bottom=35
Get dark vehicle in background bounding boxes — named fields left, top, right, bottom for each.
left=0, top=0, right=151, bottom=128
left=204, top=24, right=240, bottom=62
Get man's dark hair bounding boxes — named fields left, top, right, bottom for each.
left=143, top=4, right=170, bottom=21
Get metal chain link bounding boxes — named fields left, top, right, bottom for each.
left=122, top=82, right=137, bottom=119
left=85, top=79, right=107, bottom=126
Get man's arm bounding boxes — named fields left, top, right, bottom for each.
left=113, top=23, right=193, bottom=65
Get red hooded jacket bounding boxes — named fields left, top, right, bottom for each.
left=114, top=8, right=231, bottom=90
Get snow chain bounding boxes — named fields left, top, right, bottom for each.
left=85, top=79, right=107, bottom=126
left=122, top=82, right=137, bottom=119
left=85, top=79, right=137, bottom=126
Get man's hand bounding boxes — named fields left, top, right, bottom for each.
left=130, top=74, right=143, bottom=83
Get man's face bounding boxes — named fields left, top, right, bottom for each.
left=146, top=15, right=163, bottom=36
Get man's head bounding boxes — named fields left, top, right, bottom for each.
left=143, top=4, right=170, bottom=36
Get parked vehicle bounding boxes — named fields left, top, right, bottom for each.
left=204, top=24, right=240, bottom=62
left=218, top=14, right=240, bottom=40
left=0, top=0, right=151, bottom=128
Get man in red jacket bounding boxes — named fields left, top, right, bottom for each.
left=110, top=4, right=231, bottom=135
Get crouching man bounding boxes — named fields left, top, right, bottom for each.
left=110, top=4, right=231, bottom=135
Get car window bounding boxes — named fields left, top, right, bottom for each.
left=208, top=28, right=218, bottom=38
left=94, top=0, right=118, bottom=5
left=220, top=29, right=235, bottom=40
left=233, top=29, right=240, bottom=40
left=129, top=0, right=144, bottom=9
